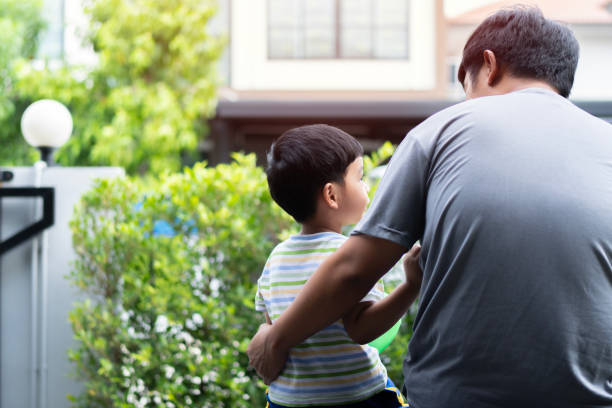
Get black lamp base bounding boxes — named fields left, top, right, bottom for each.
left=38, top=146, right=55, bottom=166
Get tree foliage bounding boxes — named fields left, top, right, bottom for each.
left=5, top=0, right=224, bottom=174
left=0, top=0, right=45, bottom=164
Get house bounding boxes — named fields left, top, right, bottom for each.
left=207, top=0, right=448, bottom=164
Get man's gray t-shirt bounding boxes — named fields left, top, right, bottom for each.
left=353, top=88, right=612, bottom=408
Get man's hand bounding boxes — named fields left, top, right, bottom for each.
left=247, top=323, right=288, bottom=385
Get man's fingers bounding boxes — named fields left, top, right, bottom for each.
left=247, top=323, right=270, bottom=365
left=246, top=322, right=287, bottom=384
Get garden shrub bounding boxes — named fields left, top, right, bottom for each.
left=68, top=153, right=295, bottom=407
left=68, top=144, right=413, bottom=407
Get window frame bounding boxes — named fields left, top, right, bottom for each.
left=266, top=0, right=411, bottom=60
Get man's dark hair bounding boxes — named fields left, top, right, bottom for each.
left=266, top=124, right=363, bottom=223
left=458, top=5, right=579, bottom=98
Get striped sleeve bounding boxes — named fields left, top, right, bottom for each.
left=361, top=279, right=385, bottom=303
left=255, top=260, right=270, bottom=313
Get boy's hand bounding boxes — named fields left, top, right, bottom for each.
left=403, top=243, right=423, bottom=294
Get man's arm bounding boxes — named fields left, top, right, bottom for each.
left=247, top=234, right=406, bottom=384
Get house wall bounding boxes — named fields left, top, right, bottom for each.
left=572, top=24, right=612, bottom=100
left=229, top=0, right=440, bottom=91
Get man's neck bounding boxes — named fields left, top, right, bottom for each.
left=494, top=77, right=558, bottom=96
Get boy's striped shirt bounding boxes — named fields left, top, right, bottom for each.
left=255, top=232, right=388, bottom=406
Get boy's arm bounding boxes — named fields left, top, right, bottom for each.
left=343, top=243, right=422, bottom=344
left=342, top=282, right=418, bottom=344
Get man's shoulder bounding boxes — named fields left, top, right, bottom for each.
left=407, top=88, right=606, bottom=143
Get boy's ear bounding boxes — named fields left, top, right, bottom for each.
left=322, top=182, right=340, bottom=210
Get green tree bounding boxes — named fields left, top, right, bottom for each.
left=12, top=0, right=224, bottom=174
left=0, top=0, right=45, bottom=164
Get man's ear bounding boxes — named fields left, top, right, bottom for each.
left=322, top=182, right=340, bottom=210
left=483, top=49, right=500, bottom=86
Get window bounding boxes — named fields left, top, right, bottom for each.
left=207, top=0, right=231, bottom=85
left=38, top=0, right=65, bottom=59
left=267, top=0, right=410, bottom=59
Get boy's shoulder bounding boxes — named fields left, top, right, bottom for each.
left=268, top=232, right=348, bottom=259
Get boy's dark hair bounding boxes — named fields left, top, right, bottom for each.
left=458, top=5, right=579, bottom=98
left=266, top=124, right=363, bottom=223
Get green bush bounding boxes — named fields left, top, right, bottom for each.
left=68, top=154, right=295, bottom=407
left=68, top=144, right=414, bottom=406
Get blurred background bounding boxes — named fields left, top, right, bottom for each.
left=1, top=0, right=611, bottom=172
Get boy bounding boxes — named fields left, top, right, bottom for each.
left=255, top=124, right=422, bottom=407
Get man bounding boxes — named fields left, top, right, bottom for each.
left=248, top=6, right=612, bottom=408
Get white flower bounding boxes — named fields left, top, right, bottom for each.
left=177, top=331, right=194, bottom=344
left=164, top=365, right=175, bottom=379
left=192, top=313, right=204, bottom=326
left=155, top=315, right=169, bottom=333
left=210, top=278, right=222, bottom=297
left=136, top=378, right=145, bottom=393
left=185, top=319, right=196, bottom=331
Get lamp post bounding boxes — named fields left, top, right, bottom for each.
left=21, top=99, right=73, bottom=165
left=19, top=99, right=71, bottom=408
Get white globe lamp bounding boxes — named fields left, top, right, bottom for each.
left=21, top=99, right=73, bottom=164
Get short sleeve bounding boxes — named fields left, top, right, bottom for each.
left=254, top=262, right=269, bottom=313
left=255, top=287, right=266, bottom=312
left=352, top=132, right=429, bottom=249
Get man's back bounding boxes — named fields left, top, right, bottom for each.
left=360, top=88, right=612, bottom=407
